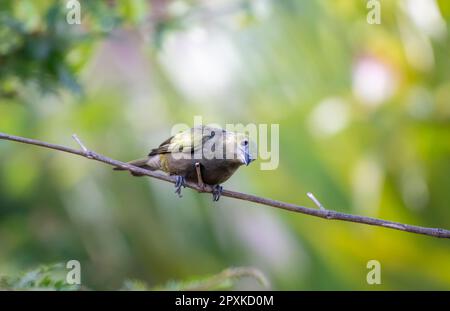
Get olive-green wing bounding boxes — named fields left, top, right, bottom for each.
left=148, top=127, right=211, bottom=156
left=148, top=135, right=174, bottom=156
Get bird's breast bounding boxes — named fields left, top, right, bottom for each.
left=191, top=160, right=241, bottom=185
left=164, top=154, right=242, bottom=185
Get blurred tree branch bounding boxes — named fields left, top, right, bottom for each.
left=151, top=267, right=270, bottom=291
left=1, top=132, right=450, bottom=239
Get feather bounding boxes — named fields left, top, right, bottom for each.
left=149, top=126, right=215, bottom=156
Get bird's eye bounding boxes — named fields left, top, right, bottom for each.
left=210, top=131, right=215, bottom=138
left=243, top=139, right=248, bottom=146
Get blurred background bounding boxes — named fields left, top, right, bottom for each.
left=1, top=0, right=450, bottom=290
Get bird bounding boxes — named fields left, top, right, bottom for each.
left=114, top=126, right=255, bottom=201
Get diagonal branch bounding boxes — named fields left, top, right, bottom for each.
left=1, top=132, right=449, bottom=239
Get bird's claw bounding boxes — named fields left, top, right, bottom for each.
left=212, top=184, right=223, bottom=202
left=174, top=176, right=186, bottom=198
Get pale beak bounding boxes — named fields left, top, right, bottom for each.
left=244, top=146, right=254, bottom=166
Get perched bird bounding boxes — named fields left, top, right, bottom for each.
left=114, top=126, right=254, bottom=201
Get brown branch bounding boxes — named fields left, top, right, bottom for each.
left=181, top=267, right=270, bottom=291
left=1, top=132, right=449, bottom=239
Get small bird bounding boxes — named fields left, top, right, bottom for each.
left=114, top=126, right=254, bottom=201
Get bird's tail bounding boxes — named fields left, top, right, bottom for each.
left=113, top=157, right=152, bottom=176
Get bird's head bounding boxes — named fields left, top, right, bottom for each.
left=227, top=132, right=255, bottom=166
left=194, top=126, right=255, bottom=166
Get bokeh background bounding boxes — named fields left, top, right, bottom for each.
left=1, top=0, right=450, bottom=290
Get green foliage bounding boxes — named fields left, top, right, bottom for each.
left=0, top=263, right=79, bottom=290
left=0, top=0, right=123, bottom=98
left=0, top=264, right=266, bottom=291
left=0, top=2, right=79, bottom=96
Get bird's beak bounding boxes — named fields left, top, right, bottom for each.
left=244, top=148, right=254, bottom=166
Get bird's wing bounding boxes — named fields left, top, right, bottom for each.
left=148, top=127, right=212, bottom=156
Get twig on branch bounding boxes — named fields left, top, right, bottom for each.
left=195, top=162, right=205, bottom=191
left=1, top=132, right=449, bottom=239
left=72, top=134, right=88, bottom=153
left=307, top=192, right=326, bottom=211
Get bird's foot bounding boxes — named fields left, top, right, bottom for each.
left=212, top=184, right=223, bottom=202
left=174, top=175, right=186, bottom=198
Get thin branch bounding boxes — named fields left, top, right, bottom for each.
left=181, top=267, right=270, bottom=291
left=1, top=132, right=449, bottom=239
left=195, top=162, right=205, bottom=191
